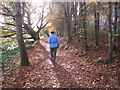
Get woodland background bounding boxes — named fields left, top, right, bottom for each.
left=0, top=1, right=120, bottom=88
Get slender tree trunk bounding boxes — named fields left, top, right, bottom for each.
left=118, top=18, right=120, bottom=47
left=108, top=2, right=114, bottom=63
left=82, top=2, right=88, bottom=53
left=27, top=13, right=32, bottom=28
left=64, top=2, right=72, bottom=42
left=73, top=2, right=78, bottom=34
left=67, top=17, right=72, bottom=42
left=114, top=2, right=118, bottom=34
left=113, top=2, right=118, bottom=42
left=14, top=2, right=30, bottom=66
left=59, top=18, right=64, bottom=37
left=77, top=2, right=83, bottom=42
left=94, top=3, right=100, bottom=47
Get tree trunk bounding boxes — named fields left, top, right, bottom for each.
left=14, top=2, right=30, bottom=66
left=82, top=2, right=88, bottom=53
left=113, top=2, right=118, bottom=42
left=108, top=2, right=114, bottom=63
left=64, top=2, right=72, bottom=42
left=94, top=3, right=100, bottom=47
left=77, top=2, right=83, bottom=42
left=114, top=2, right=118, bottom=34
left=73, top=2, right=78, bottom=34
left=23, top=23, right=39, bottom=40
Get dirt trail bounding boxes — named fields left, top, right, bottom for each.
left=39, top=39, right=92, bottom=88
left=3, top=38, right=120, bottom=88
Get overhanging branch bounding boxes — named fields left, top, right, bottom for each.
left=0, top=22, right=16, bottom=27
left=1, top=33, right=16, bottom=38
left=0, top=12, right=15, bottom=17
left=37, top=22, right=48, bottom=33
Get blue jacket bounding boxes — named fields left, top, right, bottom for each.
left=48, top=34, right=60, bottom=48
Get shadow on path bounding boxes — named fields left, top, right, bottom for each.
left=52, top=61, right=81, bottom=88
left=40, top=39, right=81, bottom=88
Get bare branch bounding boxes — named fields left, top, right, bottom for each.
left=23, top=37, right=33, bottom=39
left=1, top=33, right=16, bottom=38
left=36, top=17, right=41, bottom=27
left=1, top=4, right=11, bottom=13
left=2, top=27, right=16, bottom=32
left=37, top=4, right=46, bottom=29
left=0, top=12, right=15, bottom=17
left=37, top=22, right=48, bottom=33
left=41, top=22, right=48, bottom=29
left=0, top=22, right=16, bottom=27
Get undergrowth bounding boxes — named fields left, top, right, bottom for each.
left=1, top=41, right=33, bottom=82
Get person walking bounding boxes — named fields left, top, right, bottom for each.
left=48, top=31, right=60, bottom=61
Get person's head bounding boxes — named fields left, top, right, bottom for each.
left=51, top=31, right=55, bottom=34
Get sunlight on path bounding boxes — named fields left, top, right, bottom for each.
left=40, top=40, right=50, bottom=52
left=47, top=59, right=53, bottom=65
left=39, top=40, right=61, bottom=88
left=43, top=59, right=60, bottom=88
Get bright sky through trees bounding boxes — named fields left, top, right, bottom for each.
left=29, top=1, right=50, bottom=31
left=0, top=15, right=4, bottom=26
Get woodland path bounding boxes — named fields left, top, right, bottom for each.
left=39, top=38, right=93, bottom=88
left=3, top=38, right=120, bottom=88
left=26, top=39, right=93, bottom=88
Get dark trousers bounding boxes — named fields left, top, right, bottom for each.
left=50, top=47, right=57, bottom=60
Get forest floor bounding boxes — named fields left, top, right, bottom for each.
left=2, top=37, right=120, bottom=88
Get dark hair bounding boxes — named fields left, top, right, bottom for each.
left=51, top=31, right=55, bottom=34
